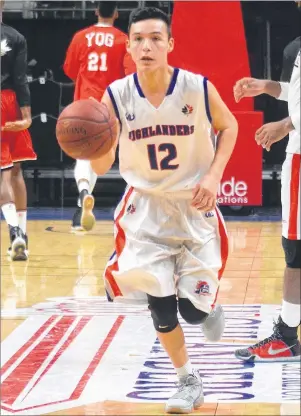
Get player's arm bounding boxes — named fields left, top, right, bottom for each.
left=63, top=34, right=81, bottom=81
left=207, top=82, right=238, bottom=181
left=289, top=82, right=300, bottom=135
left=255, top=82, right=299, bottom=151
left=90, top=91, right=119, bottom=176
left=2, top=35, right=32, bottom=132
left=233, top=77, right=288, bottom=102
left=192, top=82, right=238, bottom=210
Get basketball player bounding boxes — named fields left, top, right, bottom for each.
left=1, top=1, right=36, bottom=261
left=63, top=1, right=135, bottom=232
left=233, top=42, right=300, bottom=361
left=90, top=7, right=238, bottom=413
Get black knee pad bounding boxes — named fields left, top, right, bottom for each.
left=282, top=237, right=301, bottom=268
left=178, top=298, right=208, bottom=325
left=148, top=294, right=178, bottom=333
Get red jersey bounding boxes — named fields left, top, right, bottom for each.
left=63, top=23, right=135, bottom=101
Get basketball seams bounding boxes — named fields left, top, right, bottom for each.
left=58, top=116, right=110, bottom=125
left=58, top=125, right=113, bottom=144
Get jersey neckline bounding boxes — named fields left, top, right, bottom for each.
left=94, top=23, right=112, bottom=27
left=133, top=68, right=180, bottom=99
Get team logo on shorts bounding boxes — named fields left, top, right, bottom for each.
left=195, top=280, right=211, bottom=296
left=127, top=204, right=136, bottom=214
left=182, top=104, right=193, bottom=116
left=205, top=211, right=214, bottom=218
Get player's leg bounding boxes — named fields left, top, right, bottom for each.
left=163, top=207, right=229, bottom=413
left=10, top=163, right=29, bottom=255
left=0, top=165, right=27, bottom=261
left=7, top=110, right=36, bottom=258
left=176, top=206, right=228, bottom=342
left=0, top=92, right=27, bottom=260
left=278, top=153, right=300, bottom=349
left=148, top=294, right=204, bottom=414
left=103, top=190, right=203, bottom=414
left=235, top=153, right=301, bottom=362
left=72, top=159, right=97, bottom=232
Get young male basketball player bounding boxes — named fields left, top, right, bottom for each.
left=90, top=7, right=238, bottom=413
left=63, top=1, right=135, bottom=232
left=233, top=44, right=300, bottom=362
left=1, top=1, right=36, bottom=261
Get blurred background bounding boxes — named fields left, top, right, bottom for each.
left=2, top=0, right=300, bottom=214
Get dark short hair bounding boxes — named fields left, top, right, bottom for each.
left=128, top=7, right=171, bottom=37
left=97, top=1, right=117, bottom=18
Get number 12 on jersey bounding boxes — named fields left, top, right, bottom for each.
left=147, top=143, right=179, bottom=170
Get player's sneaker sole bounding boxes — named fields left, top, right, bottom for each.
left=165, top=372, right=204, bottom=414
left=234, top=350, right=301, bottom=362
left=201, top=304, right=225, bottom=342
left=7, top=247, right=29, bottom=257
left=10, top=237, right=28, bottom=261
left=80, top=194, right=95, bottom=232
left=165, top=395, right=204, bottom=414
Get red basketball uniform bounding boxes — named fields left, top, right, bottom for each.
left=63, top=23, right=136, bottom=101
left=1, top=90, right=36, bottom=169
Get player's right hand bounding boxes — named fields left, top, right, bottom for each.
left=233, top=78, right=266, bottom=102
left=1, top=119, right=32, bottom=132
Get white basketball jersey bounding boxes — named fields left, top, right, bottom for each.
left=108, top=68, right=214, bottom=193
left=287, top=50, right=300, bottom=154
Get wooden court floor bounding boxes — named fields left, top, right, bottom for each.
left=1, top=220, right=300, bottom=415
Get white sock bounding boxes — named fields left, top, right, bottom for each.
left=175, top=360, right=193, bottom=379
left=88, top=171, right=98, bottom=194
left=281, top=300, right=301, bottom=327
left=74, top=160, right=91, bottom=186
left=1, top=203, right=19, bottom=227
left=17, top=210, right=27, bottom=234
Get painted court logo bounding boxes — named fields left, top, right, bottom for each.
left=1, top=299, right=299, bottom=415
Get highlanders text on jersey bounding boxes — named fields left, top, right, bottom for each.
left=107, top=68, right=214, bottom=193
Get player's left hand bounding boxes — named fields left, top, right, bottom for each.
left=1, top=119, right=31, bottom=132
left=255, top=120, right=288, bottom=151
left=191, top=174, right=219, bottom=211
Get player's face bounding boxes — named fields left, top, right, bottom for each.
left=128, top=19, right=174, bottom=71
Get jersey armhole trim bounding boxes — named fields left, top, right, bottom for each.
left=203, top=77, right=212, bottom=124
left=107, top=86, right=122, bottom=132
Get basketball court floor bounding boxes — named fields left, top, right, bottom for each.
left=1, top=215, right=300, bottom=415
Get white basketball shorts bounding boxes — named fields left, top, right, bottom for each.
left=281, top=153, right=301, bottom=240
left=104, top=186, right=229, bottom=313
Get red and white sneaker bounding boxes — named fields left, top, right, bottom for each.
left=235, top=317, right=301, bottom=362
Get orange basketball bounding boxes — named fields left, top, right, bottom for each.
left=56, top=99, right=117, bottom=160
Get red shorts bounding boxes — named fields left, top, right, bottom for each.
left=1, top=89, right=37, bottom=169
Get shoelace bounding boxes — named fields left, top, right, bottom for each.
left=251, top=320, right=282, bottom=349
left=176, top=373, right=198, bottom=391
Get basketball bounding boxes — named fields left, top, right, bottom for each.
left=56, top=99, right=118, bottom=160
